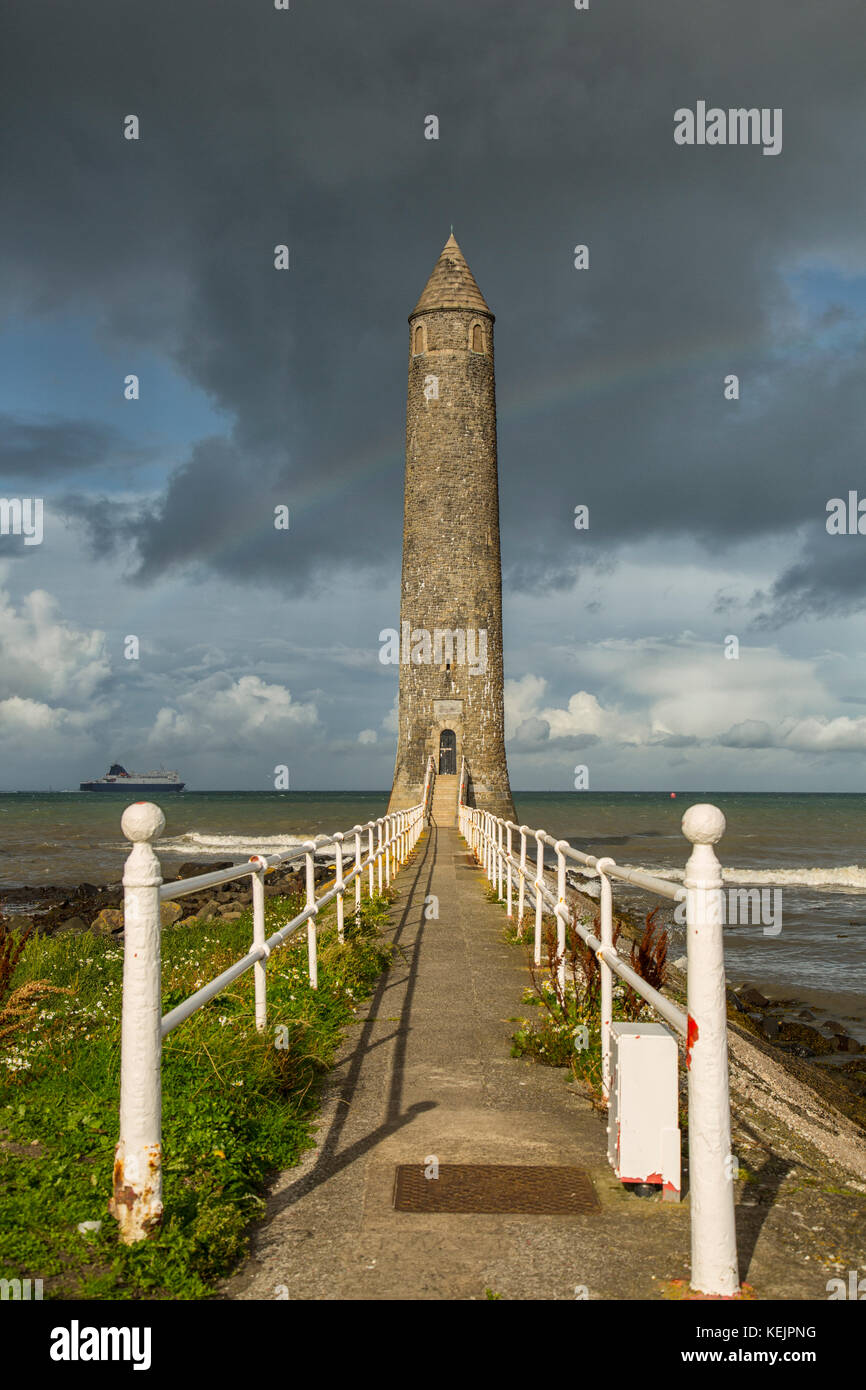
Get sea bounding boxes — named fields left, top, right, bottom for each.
left=1, top=790, right=865, bottom=1039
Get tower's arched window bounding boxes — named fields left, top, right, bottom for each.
left=471, top=323, right=484, bottom=353
left=413, top=324, right=426, bottom=355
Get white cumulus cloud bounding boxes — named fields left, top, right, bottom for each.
left=0, top=586, right=110, bottom=705
left=149, top=673, right=318, bottom=752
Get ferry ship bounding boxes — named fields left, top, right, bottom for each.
left=79, top=763, right=186, bottom=793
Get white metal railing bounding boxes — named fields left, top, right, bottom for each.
left=459, top=779, right=739, bottom=1300
left=109, top=760, right=435, bottom=1244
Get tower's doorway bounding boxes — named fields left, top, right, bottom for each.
left=438, top=729, right=457, bottom=775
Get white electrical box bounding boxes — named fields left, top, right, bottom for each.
left=607, top=1021, right=681, bottom=1201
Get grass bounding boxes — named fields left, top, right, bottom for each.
left=489, top=890, right=671, bottom=1102
left=0, top=887, right=393, bottom=1299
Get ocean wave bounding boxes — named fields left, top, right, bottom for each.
left=597, top=864, right=866, bottom=891
left=159, top=831, right=335, bottom=859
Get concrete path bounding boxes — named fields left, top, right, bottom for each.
left=220, top=825, right=858, bottom=1300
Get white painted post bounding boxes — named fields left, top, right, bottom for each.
left=368, top=824, right=375, bottom=897
left=334, top=833, right=345, bottom=943
left=682, top=804, right=739, bottom=1297
left=250, top=857, right=268, bottom=1031
left=517, top=827, right=527, bottom=936
left=353, top=825, right=362, bottom=915
left=534, top=830, right=546, bottom=967
left=506, top=824, right=514, bottom=919
left=596, top=857, right=615, bottom=1103
left=554, top=839, right=568, bottom=995
left=377, top=819, right=384, bottom=893
left=304, top=841, right=318, bottom=990
left=110, top=802, right=165, bottom=1244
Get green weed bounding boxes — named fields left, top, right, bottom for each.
left=0, top=890, right=392, bottom=1299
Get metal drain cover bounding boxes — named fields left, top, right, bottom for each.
left=393, top=1164, right=598, bottom=1214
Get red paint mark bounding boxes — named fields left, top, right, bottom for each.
left=686, top=1014, right=699, bottom=1068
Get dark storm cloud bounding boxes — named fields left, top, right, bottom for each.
left=752, top=529, right=866, bottom=627
left=0, top=413, right=143, bottom=479
left=2, top=1, right=866, bottom=605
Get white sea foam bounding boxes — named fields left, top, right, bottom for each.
left=613, top=864, right=866, bottom=892
left=159, top=831, right=334, bottom=859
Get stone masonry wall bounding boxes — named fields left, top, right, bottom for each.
left=388, top=304, right=515, bottom=820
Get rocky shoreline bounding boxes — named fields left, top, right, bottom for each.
left=0, top=856, right=333, bottom=939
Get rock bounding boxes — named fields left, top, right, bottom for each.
left=737, top=985, right=769, bottom=1009
left=220, top=910, right=244, bottom=921
left=160, top=902, right=183, bottom=926
left=90, top=908, right=124, bottom=934
left=824, top=1020, right=848, bottom=1035
left=62, top=916, right=90, bottom=935
left=726, top=988, right=747, bottom=1013
left=76, top=883, right=99, bottom=898
left=173, top=861, right=234, bottom=880
left=198, top=901, right=222, bottom=922
left=778, top=1042, right=816, bottom=1059
left=777, top=1021, right=835, bottom=1055
left=3, top=913, right=35, bottom=933
left=761, top=1017, right=780, bottom=1039
left=833, top=1033, right=862, bottom=1053
left=797, top=1009, right=815, bottom=1021
left=178, top=915, right=200, bottom=926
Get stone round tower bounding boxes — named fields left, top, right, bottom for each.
left=388, top=234, right=515, bottom=823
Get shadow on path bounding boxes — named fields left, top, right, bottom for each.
left=261, top=823, right=440, bottom=1222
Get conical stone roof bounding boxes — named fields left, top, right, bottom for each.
left=410, top=233, right=493, bottom=318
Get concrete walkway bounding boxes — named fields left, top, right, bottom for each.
left=220, top=825, right=862, bottom=1300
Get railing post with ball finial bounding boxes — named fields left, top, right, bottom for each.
left=110, top=801, right=166, bottom=1244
